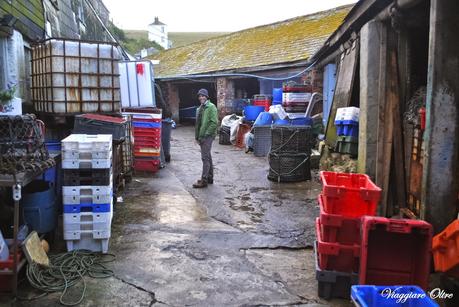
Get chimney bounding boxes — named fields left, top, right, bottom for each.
left=154, top=17, right=159, bottom=23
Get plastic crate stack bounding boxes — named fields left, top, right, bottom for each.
left=132, top=112, right=162, bottom=173
left=252, top=95, right=272, bottom=112
left=282, top=83, right=311, bottom=113
left=61, top=134, right=113, bottom=254
left=334, top=107, right=359, bottom=156
left=315, top=171, right=381, bottom=300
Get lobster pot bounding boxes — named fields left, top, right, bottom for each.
left=122, top=115, right=133, bottom=178
left=253, top=125, right=271, bottom=157
left=268, top=152, right=311, bottom=182
left=271, top=125, right=313, bottom=154
left=219, top=126, right=231, bottom=145
left=0, top=115, right=55, bottom=174
left=31, top=38, right=121, bottom=114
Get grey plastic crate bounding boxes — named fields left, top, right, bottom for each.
left=314, top=241, right=358, bottom=300
left=253, top=125, right=271, bottom=157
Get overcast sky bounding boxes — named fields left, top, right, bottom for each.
left=104, top=0, right=358, bottom=32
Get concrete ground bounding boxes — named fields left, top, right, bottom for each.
left=2, top=126, right=352, bottom=307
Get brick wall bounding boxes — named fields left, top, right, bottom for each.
left=216, top=77, right=235, bottom=119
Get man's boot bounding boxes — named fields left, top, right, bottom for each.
left=192, top=179, right=208, bottom=188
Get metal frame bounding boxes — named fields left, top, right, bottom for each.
left=30, top=38, right=120, bottom=114
left=0, top=170, right=43, bottom=296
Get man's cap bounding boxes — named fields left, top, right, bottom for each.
left=197, top=88, right=209, bottom=97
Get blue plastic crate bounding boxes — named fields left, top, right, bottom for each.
left=335, top=120, right=359, bottom=137
left=351, top=285, right=438, bottom=307
left=63, top=203, right=111, bottom=214
left=133, top=122, right=161, bottom=129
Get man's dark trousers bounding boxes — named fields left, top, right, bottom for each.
left=200, top=136, right=214, bottom=181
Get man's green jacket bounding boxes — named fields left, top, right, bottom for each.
left=195, top=100, right=218, bottom=141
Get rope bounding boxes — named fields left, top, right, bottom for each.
left=21, top=250, right=115, bottom=306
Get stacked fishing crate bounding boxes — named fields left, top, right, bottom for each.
left=334, top=107, right=359, bottom=156
left=131, top=110, right=163, bottom=173
left=61, top=134, right=113, bottom=253
left=282, top=83, right=311, bottom=113
left=315, top=171, right=381, bottom=299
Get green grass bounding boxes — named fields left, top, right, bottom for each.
left=169, top=32, right=230, bottom=48
left=123, top=30, right=229, bottom=48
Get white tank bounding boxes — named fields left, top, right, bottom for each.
left=31, top=39, right=122, bottom=114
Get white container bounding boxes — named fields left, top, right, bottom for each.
left=62, top=149, right=112, bottom=161
left=335, top=107, right=360, bottom=122
left=31, top=39, right=121, bottom=114
left=63, top=185, right=112, bottom=205
left=269, top=104, right=288, bottom=120
left=62, top=158, right=112, bottom=169
left=66, top=235, right=109, bottom=253
left=119, top=61, right=156, bottom=108
left=282, top=93, right=312, bottom=103
left=0, top=230, right=9, bottom=261
left=62, top=134, right=113, bottom=152
left=121, top=111, right=162, bottom=120
left=63, top=211, right=112, bottom=234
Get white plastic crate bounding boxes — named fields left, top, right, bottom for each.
left=62, top=149, right=112, bottom=161
left=66, top=235, right=109, bottom=253
left=121, top=112, right=162, bottom=120
left=335, top=107, right=360, bottom=122
left=63, top=211, right=112, bottom=234
left=62, top=134, right=113, bottom=152
left=282, top=93, right=312, bottom=103
left=63, top=185, right=112, bottom=205
left=62, top=157, right=112, bottom=169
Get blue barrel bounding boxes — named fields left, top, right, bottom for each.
left=244, top=106, right=265, bottom=121
left=21, top=180, right=57, bottom=233
left=291, top=117, right=313, bottom=126
left=272, top=88, right=283, bottom=104
left=274, top=119, right=290, bottom=125
left=254, top=112, right=273, bottom=126
left=45, top=141, right=61, bottom=152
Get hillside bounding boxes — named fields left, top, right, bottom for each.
left=169, top=32, right=230, bottom=47
left=124, top=30, right=229, bottom=48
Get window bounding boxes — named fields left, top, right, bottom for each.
left=161, top=26, right=165, bottom=33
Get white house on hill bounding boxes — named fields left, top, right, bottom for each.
left=148, top=17, right=171, bottom=49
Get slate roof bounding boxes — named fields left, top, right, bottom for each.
left=150, top=5, right=353, bottom=79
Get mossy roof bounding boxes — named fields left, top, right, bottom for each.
left=151, top=5, right=353, bottom=79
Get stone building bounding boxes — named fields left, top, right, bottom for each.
left=149, top=5, right=352, bottom=122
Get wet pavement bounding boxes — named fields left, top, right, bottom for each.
left=2, top=126, right=351, bottom=307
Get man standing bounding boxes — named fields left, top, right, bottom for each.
left=194, top=88, right=218, bottom=188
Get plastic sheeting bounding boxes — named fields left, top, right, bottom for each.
left=0, top=30, right=25, bottom=98
left=221, top=114, right=242, bottom=144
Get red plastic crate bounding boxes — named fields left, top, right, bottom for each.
left=318, top=194, right=361, bottom=245
left=0, top=250, right=22, bottom=292
left=432, top=219, right=459, bottom=278
left=359, top=216, right=432, bottom=290
left=134, top=158, right=160, bottom=172
left=133, top=127, right=161, bottom=134
left=316, top=218, right=360, bottom=273
left=236, top=123, right=251, bottom=149
left=134, top=139, right=161, bottom=148
left=253, top=101, right=270, bottom=111
left=320, top=171, right=381, bottom=217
